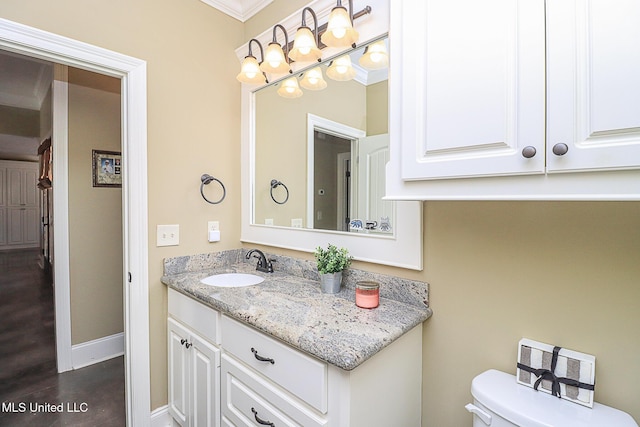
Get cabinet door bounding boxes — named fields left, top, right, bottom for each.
left=397, top=0, right=545, bottom=180
left=0, top=168, right=5, bottom=206
left=169, top=318, right=190, bottom=426
left=190, top=333, right=220, bottom=427
left=0, top=208, right=6, bottom=245
left=547, top=0, right=640, bottom=172
left=24, top=207, right=39, bottom=245
left=7, top=168, right=23, bottom=206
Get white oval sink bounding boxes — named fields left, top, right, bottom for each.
left=200, top=273, right=264, bottom=287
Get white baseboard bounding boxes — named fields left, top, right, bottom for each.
left=151, top=405, right=172, bottom=427
left=71, top=332, right=124, bottom=369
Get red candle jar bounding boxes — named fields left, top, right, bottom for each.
left=355, top=281, right=380, bottom=309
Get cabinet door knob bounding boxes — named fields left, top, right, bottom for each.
left=251, top=347, right=275, bottom=364
left=521, top=146, right=537, bottom=158
left=180, top=339, right=187, bottom=345
left=251, top=407, right=275, bottom=427
left=552, top=143, right=569, bottom=156
left=185, top=342, right=192, bottom=349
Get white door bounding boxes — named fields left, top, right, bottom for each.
left=356, top=134, right=393, bottom=231
left=398, top=0, right=546, bottom=180
left=546, top=0, right=640, bottom=173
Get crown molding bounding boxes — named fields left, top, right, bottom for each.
left=200, top=0, right=273, bottom=22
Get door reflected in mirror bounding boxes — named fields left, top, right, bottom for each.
left=253, top=37, right=391, bottom=235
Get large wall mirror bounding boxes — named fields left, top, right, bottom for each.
left=240, top=0, right=423, bottom=269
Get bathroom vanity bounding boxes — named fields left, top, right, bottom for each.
left=162, top=250, right=431, bottom=426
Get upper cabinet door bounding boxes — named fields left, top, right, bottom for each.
left=398, top=0, right=545, bottom=180
left=546, top=0, right=640, bottom=173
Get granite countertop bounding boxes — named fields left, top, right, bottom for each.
left=161, top=249, right=432, bottom=371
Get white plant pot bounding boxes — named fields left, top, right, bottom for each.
left=320, top=271, right=343, bottom=294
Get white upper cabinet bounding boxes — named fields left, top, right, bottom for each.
left=546, top=0, right=640, bottom=173
left=387, top=0, right=640, bottom=200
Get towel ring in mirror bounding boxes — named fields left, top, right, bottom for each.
left=270, top=179, right=289, bottom=204
left=200, top=174, right=226, bottom=204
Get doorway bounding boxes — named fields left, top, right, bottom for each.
left=0, top=18, right=150, bottom=425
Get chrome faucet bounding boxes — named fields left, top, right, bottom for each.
left=245, top=249, right=274, bottom=273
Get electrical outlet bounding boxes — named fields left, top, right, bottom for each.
left=208, top=221, right=219, bottom=232
left=291, top=218, right=303, bottom=228
left=157, top=224, right=179, bottom=247
left=265, top=218, right=274, bottom=226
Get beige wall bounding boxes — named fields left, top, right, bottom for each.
left=420, top=201, right=640, bottom=425
left=366, top=79, right=388, bottom=135
left=68, top=68, right=123, bottom=344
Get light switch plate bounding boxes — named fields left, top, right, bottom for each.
left=157, top=224, right=179, bottom=246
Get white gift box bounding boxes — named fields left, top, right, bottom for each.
left=516, top=338, right=596, bottom=408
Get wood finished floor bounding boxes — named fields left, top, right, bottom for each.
left=0, top=249, right=126, bottom=426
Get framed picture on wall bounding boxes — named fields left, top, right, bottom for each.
left=92, top=149, right=122, bottom=188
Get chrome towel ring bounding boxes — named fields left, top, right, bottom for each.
left=270, top=179, right=289, bottom=204
left=200, top=174, right=226, bottom=204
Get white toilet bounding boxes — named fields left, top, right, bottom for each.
left=466, top=370, right=638, bottom=427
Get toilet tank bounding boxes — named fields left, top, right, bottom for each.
left=467, top=370, right=638, bottom=427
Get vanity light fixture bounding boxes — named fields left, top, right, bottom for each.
left=326, top=55, right=356, bottom=81
left=289, top=7, right=322, bottom=64
left=321, top=0, right=359, bottom=49
left=236, top=39, right=267, bottom=84
left=260, top=24, right=292, bottom=75
left=277, top=76, right=303, bottom=98
left=358, top=39, right=388, bottom=70
left=300, top=66, right=327, bottom=90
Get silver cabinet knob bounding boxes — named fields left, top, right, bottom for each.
left=522, top=146, right=537, bottom=158
left=552, top=143, right=569, bottom=156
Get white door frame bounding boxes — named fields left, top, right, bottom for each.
left=0, top=18, right=150, bottom=426
left=306, top=114, right=365, bottom=229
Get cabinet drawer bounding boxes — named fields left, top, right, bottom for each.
left=221, top=354, right=327, bottom=427
left=221, top=316, right=327, bottom=413
left=169, top=288, right=220, bottom=344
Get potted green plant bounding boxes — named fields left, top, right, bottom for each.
left=314, top=244, right=353, bottom=293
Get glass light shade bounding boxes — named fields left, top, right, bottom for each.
left=326, top=55, right=356, bottom=81
left=236, top=56, right=266, bottom=84
left=359, top=40, right=389, bottom=70
left=260, top=42, right=290, bottom=74
left=320, top=6, right=359, bottom=48
left=277, top=77, right=303, bottom=98
left=300, top=67, right=327, bottom=90
left=289, top=27, right=322, bottom=63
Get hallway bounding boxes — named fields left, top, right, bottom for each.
left=0, top=249, right=126, bottom=426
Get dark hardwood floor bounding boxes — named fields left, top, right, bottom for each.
left=0, top=249, right=126, bottom=426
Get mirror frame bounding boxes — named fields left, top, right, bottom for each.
left=239, top=0, right=423, bottom=270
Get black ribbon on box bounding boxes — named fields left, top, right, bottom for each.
left=517, top=346, right=595, bottom=398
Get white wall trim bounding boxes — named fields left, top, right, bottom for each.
left=52, top=63, right=73, bottom=373
left=0, top=17, right=151, bottom=426
left=150, top=405, right=172, bottom=427
left=72, top=332, right=125, bottom=369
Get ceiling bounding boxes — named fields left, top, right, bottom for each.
left=0, top=50, right=52, bottom=111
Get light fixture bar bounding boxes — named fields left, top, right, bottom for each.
left=284, top=6, right=371, bottom=55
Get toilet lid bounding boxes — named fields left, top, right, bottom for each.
left=471, top=370, right=638, bottom=427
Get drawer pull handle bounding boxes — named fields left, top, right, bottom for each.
left=251, top=347, right=275, bottom=364
left=251, top=407, right=275, bottom=427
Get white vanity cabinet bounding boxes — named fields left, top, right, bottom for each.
left=387, top=0, right=640, bottom=200
left=168, top=288, right=423, bottom=427
left=168, top=289, right=221, bottom=427
left=221, top=315, right=423, bottom=427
